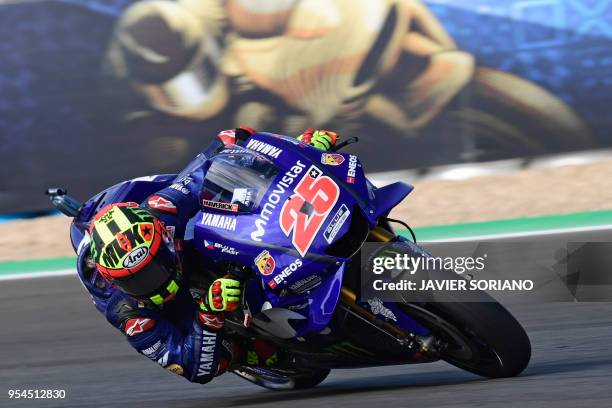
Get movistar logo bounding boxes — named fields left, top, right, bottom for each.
left=251, top=161, right=305, bottom=242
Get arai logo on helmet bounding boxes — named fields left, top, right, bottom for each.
left=123, top=246, right=149, bottom=268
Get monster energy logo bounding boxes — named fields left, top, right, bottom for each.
left=324, top=342, right=372, bottom=357
left=100, top=224, right=148, bottom=267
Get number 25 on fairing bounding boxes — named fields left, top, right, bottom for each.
left=279, top=166, right=340, bottom=256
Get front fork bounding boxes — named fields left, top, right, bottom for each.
left=338, top=226, right=439, bottom=356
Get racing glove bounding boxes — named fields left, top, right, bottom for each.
left=199, top=278, right=242, bottom=313
left=216, top=126, right=256, bottom=148
left=297, top=129, right=338, bottom=151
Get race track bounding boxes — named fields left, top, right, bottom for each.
left=2, top=229, right=612, bottom=408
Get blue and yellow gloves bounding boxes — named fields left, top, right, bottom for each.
left=297, top=129, right=338, bottom=151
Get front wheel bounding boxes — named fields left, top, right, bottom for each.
left=402, top=301, right=531, bottom=378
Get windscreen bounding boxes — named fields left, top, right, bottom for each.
left=201, top=149, right=279, bottom=212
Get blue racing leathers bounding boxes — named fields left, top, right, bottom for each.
left=76, top=130, right=253, bottom=383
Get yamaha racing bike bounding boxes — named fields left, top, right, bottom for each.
left=50, top=132, right=531, bottom=390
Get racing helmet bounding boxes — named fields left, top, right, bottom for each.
left=89, top=203, right=181, bottom=305
left=106, top=0, right=228, bottom=119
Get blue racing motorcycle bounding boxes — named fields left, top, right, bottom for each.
left=49, top=132, right=531, bottom=390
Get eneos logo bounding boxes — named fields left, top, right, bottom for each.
left=346, top=155, right=358, bottom=184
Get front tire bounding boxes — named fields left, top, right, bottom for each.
left=404, top=301, right=531, bottom=378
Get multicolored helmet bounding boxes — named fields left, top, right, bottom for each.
left=89, top=203, right=181, bottom=305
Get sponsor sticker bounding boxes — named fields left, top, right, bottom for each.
left=289, top=275, right=322, bottom=293
left=125, top=318, right=156, bottom=336
left=197, top=330, right=217, bottom=376
left=200, top=212, right=237, bottom=231
left=323, top=204, right=350, bottom=244
left=202, top=200, right=239, bottom=213
left=245, top=139, right=283, bottom=158
left=366, top=298, right=397, bottom=322
left=147, top=195, right=177, bottom=214
left=251, top=160, right=306, bottom=242
left=222, top=148, right=245, bottom=154
left=321, top=153, right=345, bottom=166
left=141, top=340, right=162, bottom=357
left=217, top=243, right=239, bottom=255
left=203, top=240, right=239, bottom=255
left=231, top=188, right=256, bottom=207
left=97, top=208, right=116, bottom=224
left=346, top=155, right=358, bottom=184
left=169, top=176, right=192, bottom=195
left=255, top=250, right=276, bottom=276
left=122, top=246, right=149, bottom=268
left=198, top=312, right=225, bottom=330
left=270, top=258, right=303, bottom=287
left=308, top=167, right=322, bottom=179
left=217, top=129, right=236, bottom=146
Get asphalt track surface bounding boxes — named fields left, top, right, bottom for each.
left=2, top=229, right=612, bottom=408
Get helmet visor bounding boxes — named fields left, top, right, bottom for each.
left=113, top=241, right=179, bottom=298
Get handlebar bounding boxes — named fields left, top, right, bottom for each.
left=45, top=187, right=82, bottom=217
left=331, top=136, right=359, bottom=152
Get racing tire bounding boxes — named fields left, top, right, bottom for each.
left=403, top=301, right=531, bottom=378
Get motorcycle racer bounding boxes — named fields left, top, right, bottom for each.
left=78, top=128, right=338, bottom=384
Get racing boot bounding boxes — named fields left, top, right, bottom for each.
left=232, top=337, right=288, bottom=368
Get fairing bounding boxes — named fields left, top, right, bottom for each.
left=70, top=132, right=421, bottom=341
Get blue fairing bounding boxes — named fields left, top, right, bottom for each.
left=71, top=134, right=428, bottom=340
left=371, top=182, right=414, bottom=220
left=70, top=174, right=176, bottom=251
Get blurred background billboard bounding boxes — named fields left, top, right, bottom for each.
left=0, top=0, right=610, bottom=214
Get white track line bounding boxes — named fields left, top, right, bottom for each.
left=421, top=224, right=612, bottom=243
left=2, top=224, right=612, bottom=281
